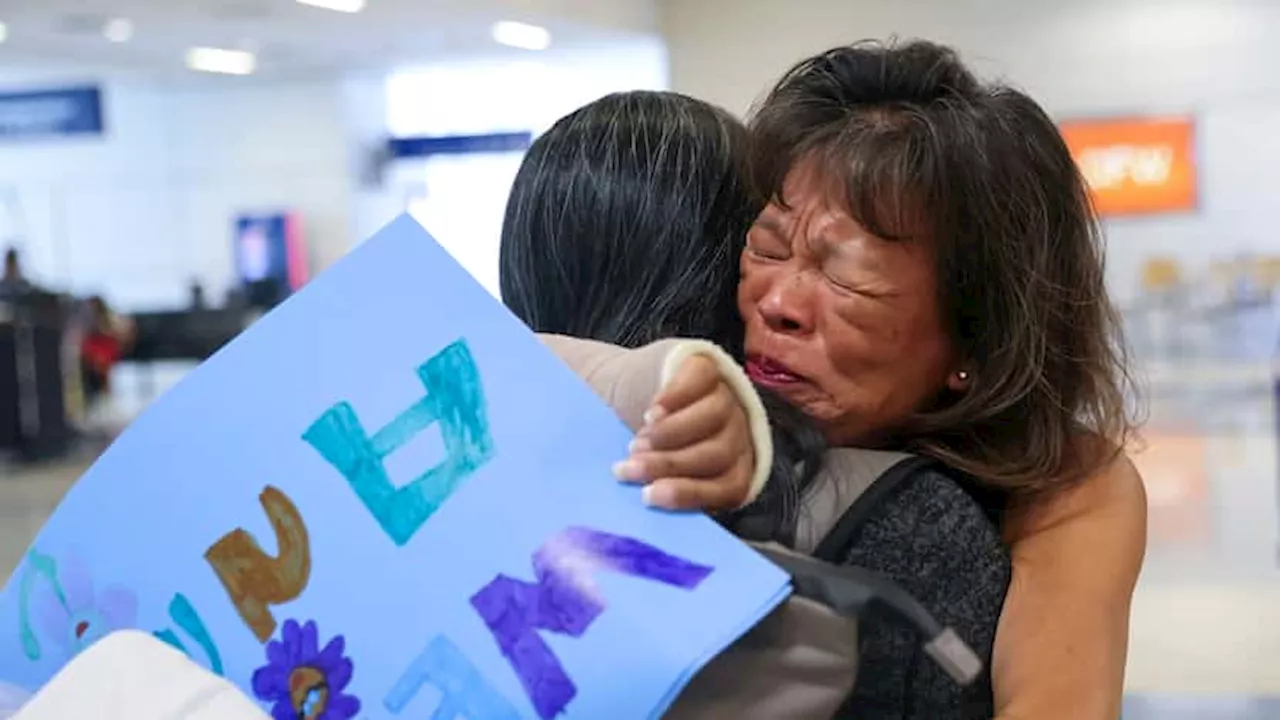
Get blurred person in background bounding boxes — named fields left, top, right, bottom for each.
left=79, top=295, right=133, bottom=410
left=188, top=280, right=207, bottom=310
left=501, top=89, right=1010, bottom=717
left=0, top=247, right=31, bottom=296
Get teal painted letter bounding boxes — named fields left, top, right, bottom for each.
left=303, top=339, right=494, bottom=546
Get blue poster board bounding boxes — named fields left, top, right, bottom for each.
left=0, top=215, right=789, bottom=718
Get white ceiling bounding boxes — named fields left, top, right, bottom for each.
left=0, top=0, right=658, bottom=81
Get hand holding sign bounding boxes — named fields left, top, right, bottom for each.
left=0, top=215, right=789, bottom=718
left=626, top=352, right=759, bottom=511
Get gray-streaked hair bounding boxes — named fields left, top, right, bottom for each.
left=499, top=90, right=754, bottom=354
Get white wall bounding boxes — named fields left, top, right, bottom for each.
left=0, top=75, right=176, bottom=307
left=164, top=79, right=361, bottom=303
left=0, top=72, right=370, bottom=311
left=659, top=0, right=1280, bottom=304
left=382, top=40, right=668, bottom=297
left=661, top=0, right=1280, bottom=117
left=0, top=37, right=670, bottom=312
left=386, top=42, right=668, bottom=137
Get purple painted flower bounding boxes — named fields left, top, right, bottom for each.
left=251, top=619, right=360, bottom=720
left=30, top=551, right=138, bottom=659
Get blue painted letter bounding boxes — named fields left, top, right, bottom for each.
left=17, top=550, right=63, bottom=661
left=303, top=339, right=494, bottom=546
left=470, top=527, right=714, bottom=720
left=154, top=593, right=224, bottom=675
left=384, top=634, right=521, bottom=720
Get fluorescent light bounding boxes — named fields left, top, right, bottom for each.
left=491, top=21, right=551, bottom=51
left=295, top=0, right=366, bottom=12
left=103, top=18, right=133, bottom=43
left=0, top=22, right=8, bottom=44
left=186, top=47, right=257, bottom=76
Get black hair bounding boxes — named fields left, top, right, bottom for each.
left=500, top=90, right=824, bottom=543
left=500, top=91, right=752, bottom=352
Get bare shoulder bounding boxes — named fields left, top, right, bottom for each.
left=991, top=449, right=1146, bottom=718
left=1005, top=446, right=1147, bottom=545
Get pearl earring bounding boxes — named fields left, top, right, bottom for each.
left=957, top=370, right=970, bottom=381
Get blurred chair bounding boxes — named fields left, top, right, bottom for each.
left=1134, top=257, right=1190, bottom=361
left=1253, top=257, right=1280, bottom=291
left=1142, top=257, right=1184, bottom=293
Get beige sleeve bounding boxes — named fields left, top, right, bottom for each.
left=538, top=333, right=683, bottom=431
left=539, top=333, right=773, bottom=506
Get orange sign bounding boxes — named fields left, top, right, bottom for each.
left=1060, top=117, right=1197, bottom=216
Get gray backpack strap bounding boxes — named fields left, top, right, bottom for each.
left=792, top=450, right=916, bottom=554
left=753, top=543, right=982, bottom=686
left=812, top=454, right=942, bottom=564
left=668, top=541, right=982, bottom=720
left=667, top=452, right=983, bottom=719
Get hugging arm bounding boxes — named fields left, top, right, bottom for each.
left=538, top=333, right=771, bottom=510
left=538, top=334, right=678, bottom=430
left=993, top=454, right=1147, bottom=720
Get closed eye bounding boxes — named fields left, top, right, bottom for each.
left=747, top=245, right=788, bottom=261
left=825, top=272, right=893, bottom=300
left=825, top=275, right=866, bottom=296
left=746, top=227, right=791, bottom=261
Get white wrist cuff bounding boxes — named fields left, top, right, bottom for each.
left=658, top=340, right=773, bottom=508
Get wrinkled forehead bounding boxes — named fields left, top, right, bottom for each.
left=769, top=151, right=935, bottom=245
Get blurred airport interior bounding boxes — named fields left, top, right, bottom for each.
left=2, top=1, right=1280, bottom=717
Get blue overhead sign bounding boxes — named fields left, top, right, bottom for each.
left=387, top=132, right=532, bottom=160
left=0, top=86, right=104, bottom=140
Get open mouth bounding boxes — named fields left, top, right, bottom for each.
left=745, top=355, right=804, bottom=387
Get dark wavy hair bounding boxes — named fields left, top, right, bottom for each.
left=749, top=40, right=1139, bottom=492
left=500, top=90, right=824, bottom=541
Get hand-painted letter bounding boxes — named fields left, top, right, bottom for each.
left=303, top=339, right=494, bottom=546
left=204, top=486, right=310, bottom=642
left=384, top=634, right=521, bottom=720
left=17, top=550, right=63, bottom=661
left=470, top=527, right=714, bottom=720
left=154, top=593, right=224, bottom=675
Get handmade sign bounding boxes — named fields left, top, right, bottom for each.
left=0, top=215, right=790, bottom=718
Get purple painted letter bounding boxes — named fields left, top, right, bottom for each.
left=469, top=526, right=713, bottom=719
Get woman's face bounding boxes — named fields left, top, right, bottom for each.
left=738, top=165, right=963, bottom=445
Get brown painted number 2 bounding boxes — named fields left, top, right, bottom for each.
left=204, top=486, right=311, bottom=642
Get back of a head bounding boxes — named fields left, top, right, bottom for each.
left=500, top=91, right=757, bottom=354
left=749, top=40, right=1135, bottom=489
left=501, top=91, right=825, bottom=543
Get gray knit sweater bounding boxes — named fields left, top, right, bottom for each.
left=836, top=469, right=1010, bottom=719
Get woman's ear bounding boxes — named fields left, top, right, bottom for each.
left=946, top=366, right=974, bottom=393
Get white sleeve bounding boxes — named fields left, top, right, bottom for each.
left=659, top=340, right=773, bottom=508
left=14, top=630, right=267, bottom=720
left=541, top=333, right=774, bottom=509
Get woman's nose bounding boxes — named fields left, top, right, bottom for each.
left=757, top=277, right=814, bottom=335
